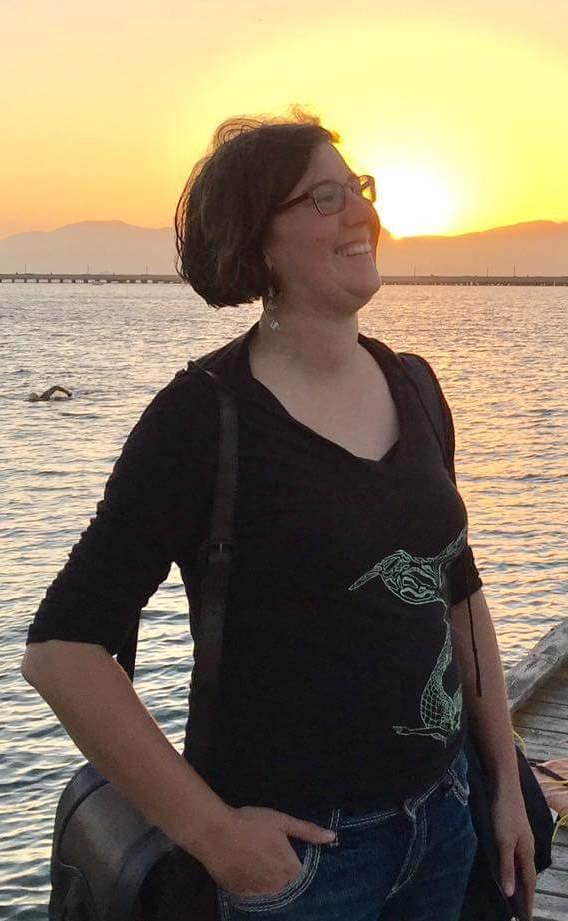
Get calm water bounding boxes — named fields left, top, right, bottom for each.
left=1, top=283, right=567, bottom=917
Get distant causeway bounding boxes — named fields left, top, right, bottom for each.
left=1, top=272, right=567, bottom=287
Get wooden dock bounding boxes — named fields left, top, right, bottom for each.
left=507, top=621, right=568, bottom=920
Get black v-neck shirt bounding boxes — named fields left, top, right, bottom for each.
left=27, top=323, right=482, bottom=812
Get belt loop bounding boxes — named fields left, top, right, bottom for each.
left=329, top=807, right=341, bottom=847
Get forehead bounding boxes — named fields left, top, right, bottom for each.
left=294, top=142, right=353, bottom=192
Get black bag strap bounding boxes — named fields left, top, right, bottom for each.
left=116, top=363, right=239, bottom=773
left=397, top=352, right=450, bottom=467
left=186, top=366, right=239, bottom=773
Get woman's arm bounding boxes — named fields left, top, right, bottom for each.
left=451, top=588, right=536, bottom=916
left=21, top=640, right=335, bottom=897
left=22, top=640, right=231, bottom=858
left=452, top=588, right=518, bottom=788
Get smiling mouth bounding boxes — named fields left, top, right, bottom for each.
left=335, top=241, right=373, bottom=257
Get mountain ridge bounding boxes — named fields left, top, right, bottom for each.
left=1, top=219, right=566, bottom=276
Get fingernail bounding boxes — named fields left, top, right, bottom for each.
left=505, top=882, right=514, bottom=897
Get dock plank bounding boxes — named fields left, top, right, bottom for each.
left=533, top=689, right=568, bottom=706
left=534, top=894, right=568, bottom=921
left=538, top=679, right=568, bottom=697
left=523, top=699, right=568, bottom=720
left=549, top=846, right=568, bottom=870
left=507, top=633, right=568, bottom=920
left=514, top=734, right=568, bottom=762
left=506, top=622, right=568, bottom=712
left=536, top=867, right=568, bottom=896
left=516, top=713, right=568, bottom=734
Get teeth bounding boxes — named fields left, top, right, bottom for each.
left=336, top=242, right=372, bottom=257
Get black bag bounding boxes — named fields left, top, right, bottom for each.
left=461, top=738, right=553, bottom=921
left=399, top=352, right=554, bottom=921
left=48, top=366, right=238, bottom=921
left=49, top=762, right=173, bottom=921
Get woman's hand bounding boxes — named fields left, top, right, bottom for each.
left=492, top=787, right=536, bottom=920
left=198, top=805, right=336, bottom=899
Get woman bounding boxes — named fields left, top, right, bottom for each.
left=22, top=111, right=535, bottom=921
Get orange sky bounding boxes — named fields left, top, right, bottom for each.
left=1, top=0, right=567, bottom=239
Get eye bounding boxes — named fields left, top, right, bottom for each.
left=314, top=182, right=338, bottom=205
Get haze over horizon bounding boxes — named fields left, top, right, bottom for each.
left=2, top=0, right=567, bottom=242
left=2, top=215, right=567, bottom=245
left=1, top=218, right=566, bottom=277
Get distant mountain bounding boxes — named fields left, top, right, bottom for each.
left=0, top=219, right=567, bottom=277
left=379, top=221, right=568, bottom=276
left=0, top=221, right=176, bottom=275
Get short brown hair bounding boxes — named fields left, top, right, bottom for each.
left=174, top=108, right=340, bottom=307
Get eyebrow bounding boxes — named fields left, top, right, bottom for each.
left=304, top=172, right=359, bottom=190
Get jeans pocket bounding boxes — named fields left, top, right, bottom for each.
left=446, top=750, right=470, bottom=806
left=222, top=839, right=321, bottom=913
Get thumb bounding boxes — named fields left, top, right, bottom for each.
left=278, top=814, right=336, bottom=845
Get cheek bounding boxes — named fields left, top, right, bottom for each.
left=269, top=220, right=341, bottom=287
left=282, top=235, right=333, bottom=274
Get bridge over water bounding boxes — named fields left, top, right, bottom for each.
left=1, top=273, right=567, bottom=286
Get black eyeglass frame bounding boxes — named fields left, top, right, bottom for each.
left=273, top=174, right=376, bottom=216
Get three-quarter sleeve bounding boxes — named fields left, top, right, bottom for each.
left=26, top=369, right=218, bottom=654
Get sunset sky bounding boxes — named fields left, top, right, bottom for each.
left=2, top=0, right=567, bottom=240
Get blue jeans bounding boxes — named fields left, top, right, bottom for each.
left=216, top=750, right=477, bottom=921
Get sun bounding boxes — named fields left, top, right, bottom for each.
left=374, top=163, right=458, bottom=238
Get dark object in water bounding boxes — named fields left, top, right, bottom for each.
left=28, top=386, right=72, bottom=402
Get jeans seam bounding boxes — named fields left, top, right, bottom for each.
left=335, top=753, right=462, bottom=834
left=329, top=807, right=341, bottom=847
left=400, top=803, right=428, bottom=892
left=218, top=887, right=231, bottom=921
left=226, top=844, right=321, bottom=913
left=385, top=802, right=417, bottom=900
left=446, top=767, right=470, bottom=805
left=339, top=806, right=399, bottom=830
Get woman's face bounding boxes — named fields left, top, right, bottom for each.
left=264, top=142, right=381, bottom=317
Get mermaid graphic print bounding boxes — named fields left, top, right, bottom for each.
left=348, top=526, right=467, bottom=745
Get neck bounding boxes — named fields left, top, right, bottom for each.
left=254, top=305, right=361, bottom=380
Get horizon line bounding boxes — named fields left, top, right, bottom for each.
left=1, top=216, right=568, bottom=244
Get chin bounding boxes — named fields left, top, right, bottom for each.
left=356, top=269, right=382, bottom=303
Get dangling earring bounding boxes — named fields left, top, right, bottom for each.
left=263, top=283, right=280, bottom=331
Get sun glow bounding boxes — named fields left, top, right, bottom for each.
left=374, top=164, right=458, bottom=238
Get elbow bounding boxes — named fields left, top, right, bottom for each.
left=21, top=642, right=53, bottom=691
left=22, top=639, right=114, bottom=694
left=21, top=644, right=39, bottom=685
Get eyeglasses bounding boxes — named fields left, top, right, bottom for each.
left=273, top=174, right=376, bottom=216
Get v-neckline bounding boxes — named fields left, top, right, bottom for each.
left=241, top=326, right=407, bottom=469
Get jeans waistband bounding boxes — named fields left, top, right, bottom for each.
left=306, top=749, right=468, bottom=833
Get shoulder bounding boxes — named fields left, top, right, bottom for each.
left=397, top=352, right=449, bottom=415
left=397, top=350, right=438, bottom=379
left=361, top=335, right=443, bottom=390
left=142, top=328, right=250, bottom=417
left=133, top=364, right=217, bottom=443
left=121, top=329, right=251, bottom=459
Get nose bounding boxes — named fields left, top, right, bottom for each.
left=343, top=190, right=381, bottom=242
